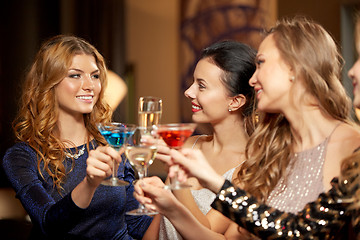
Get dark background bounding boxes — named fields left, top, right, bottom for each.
left=0, top=0, right=126, bottom=187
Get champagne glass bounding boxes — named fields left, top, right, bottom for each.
left=138, top=96, right=162, bottom=128
left=156, top=123, right=197, bottom=190
left=97, top=122, right=136, bottom=186
left=125, top=126, right=158, bottom=215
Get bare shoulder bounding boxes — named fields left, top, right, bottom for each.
left=332, top=123, right=360, bottom=153
left=183, top=134, right=212, bottom=149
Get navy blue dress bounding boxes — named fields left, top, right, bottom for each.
left=2, top=141, right=152, bottom=239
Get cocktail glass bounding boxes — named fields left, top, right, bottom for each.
left=125, top=126, right=158, bottom=215
left=156, top=123, right=197, bottom=190
left=97, top=122, right=136, bottom=186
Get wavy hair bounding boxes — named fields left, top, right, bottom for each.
left=13, top=35, right=112, bottom=192
left=237, top=17, right=352, bottom=201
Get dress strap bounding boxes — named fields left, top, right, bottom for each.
left=329, top=122, right=342, bottom=137
left=191, top=135, right=208, bottom=149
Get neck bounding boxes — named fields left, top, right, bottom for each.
left=56, top=112, right=88, bottom=147
left=285, top=106, right=341, bottom=151
left=210, top=116, right=248, bottom=153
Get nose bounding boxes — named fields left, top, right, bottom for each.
left=82, top=75, right=95, bottom=90
left=249, top=71, right=257, bottom=87
left=184, top=83, right=195, bottom=99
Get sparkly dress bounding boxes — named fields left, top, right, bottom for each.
left=211, top=163, right=359, bottom=239
left=265, top=137, right=328, bottom=213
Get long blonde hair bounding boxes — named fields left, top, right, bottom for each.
left=237, top=17, right=352, bottom=201
left=13, top=35, right=112, bottom=192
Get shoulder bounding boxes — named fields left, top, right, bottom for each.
left=3, top=142, right=37, bottom=167
left=183, top=134, right=211, bottom=149
left=332, top=123, right=360, bottom=153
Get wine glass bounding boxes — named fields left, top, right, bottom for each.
left=125, top=126, right=158, bottom=215
left=97, top=122, right=136, bottom=186
left=156, top=123, right=197, bottom=190
left=138, top=96, right=162, bottom=128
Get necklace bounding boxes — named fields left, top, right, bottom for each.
left=64, top=145, right=85, bottom=159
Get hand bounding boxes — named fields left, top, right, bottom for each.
left=141, top=136, right=172, bottom=167
left=85, top=146, right=123, bottom=188
left=169, top=148, right=225, bottom=193
left=134, top=176, right=179, bottom=216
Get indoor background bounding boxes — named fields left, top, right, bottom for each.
left=0, top=0, right=359, bottom=238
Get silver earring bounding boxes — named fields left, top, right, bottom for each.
left=228, top=109, right=232, bottom=112
left=290, top=76, right=295, bottom=82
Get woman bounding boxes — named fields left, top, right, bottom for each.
left=136, top=17, right=360, bottom=239
left=136, top=144, right=359, bottom=239
left=150, top=40, right=257, bottom=239
left=2, top=35, right=152, bottom=239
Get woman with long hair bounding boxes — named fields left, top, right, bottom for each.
left=144, top=40, right=257, bottom=239
left=135, top=17, right=360, bottom=239
left=2, top=35, right=152, bottom=239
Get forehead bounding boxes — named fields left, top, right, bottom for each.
left=69, top=54, right=98, bottom=69
left=257, top=34, right=278, bottom=55
left=194, top=58, right=224, bottom=82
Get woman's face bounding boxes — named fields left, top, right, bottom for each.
left=348, top=46, right=360, bottom=109
left=248, top=34, right=293, bottom=113
left=184, top=58, right=233, bottom=124
left=55, top=54, right=101, bottom=119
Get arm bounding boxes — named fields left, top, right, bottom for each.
left=211, top=179, right=353, bottom=239
left=135, top=177, right=228, bottom=240
left=2, top=143, right=121, bottom=236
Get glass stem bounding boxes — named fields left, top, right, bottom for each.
left=112, top=159, right=117, bottom=179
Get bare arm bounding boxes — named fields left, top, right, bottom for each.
left=135, top=177, right=227, bottom=240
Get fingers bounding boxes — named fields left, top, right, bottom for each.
left=169, top=149, right=193, bottom=170
left=85, top=146, right=121, bottom=186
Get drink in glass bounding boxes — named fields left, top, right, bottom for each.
left=125, top=126, right=158, bottom=215
left=97, top=122, right=136, bottom=186
left=156, top=123, right=197, bottom=190
left=138, top=96, right=162, bottom=128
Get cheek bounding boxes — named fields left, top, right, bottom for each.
left=94, top=81, right=102, bottom=95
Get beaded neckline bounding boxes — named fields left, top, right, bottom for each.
left=64, top=145, right=86, bottom=159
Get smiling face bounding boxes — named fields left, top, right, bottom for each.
left=184, top=57, right=233, bottom=124
left=348, top=20, right=360, bottom=109
left=349, top=57, right=360, bottom=108
left=249, top=34, right=293, bottom=113
left=55, top=54, right=101, bottom=119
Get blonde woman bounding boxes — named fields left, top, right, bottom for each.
left=135, top=17, right=360, bottom=239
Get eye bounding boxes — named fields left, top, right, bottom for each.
left=198, top=82, right=206, bottom=89
left=69, top=74, right=81, bottom=79
left=256, top=59, right=264, bottom=67
left=92, top=74, right=100, bottom=79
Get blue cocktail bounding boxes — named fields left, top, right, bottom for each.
left=97, top=122, right=136, bottom=186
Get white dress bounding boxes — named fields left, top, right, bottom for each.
left=158, top=135, right=238, bottom=240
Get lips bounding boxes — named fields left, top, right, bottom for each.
left=76, top=95, right=93, bottom=102
left=254, top=88, right=262, bottom=99
left=191, top=102, right=202, bottom=112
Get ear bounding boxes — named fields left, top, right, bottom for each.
left=228, top=94, right=246, bottom=112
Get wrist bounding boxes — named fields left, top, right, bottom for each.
left=208, top=175, right=226, bottom=193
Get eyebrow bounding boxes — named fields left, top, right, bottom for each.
left=68, top=68, right=100, bottom=75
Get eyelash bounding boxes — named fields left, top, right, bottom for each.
left=68, top=74, right=100, bottom=79
left=256, top=59, right=264, bottom=66
left=198, top=83, right=205, bottom=89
